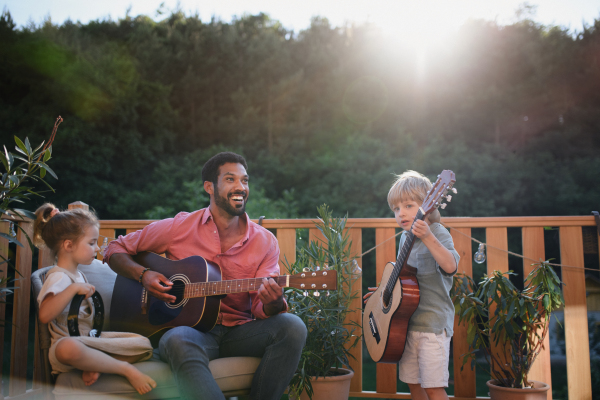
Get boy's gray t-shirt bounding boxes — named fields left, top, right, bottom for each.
left=398, top=222, right=460, bottom=336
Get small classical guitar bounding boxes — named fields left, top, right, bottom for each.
left=363, top=170, right=456, bottom=363
left=110, top=252, right=337, bottom=337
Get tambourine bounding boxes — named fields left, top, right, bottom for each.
left=67, top=291, right=104, bottom=338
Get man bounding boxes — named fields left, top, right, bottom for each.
left=105, top=152, right=307, bottom=400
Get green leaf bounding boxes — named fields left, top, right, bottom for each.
left=12, top=209, right=35, bottom=220
left=14, top=136, right=28, bottom=155
left=35, top=162, right=57, bottom=180
left=24, top=137, right=32, bottom=154
left=33, top=140, right=45, bottom=153
left=0, top=232, right=23, bottom=247
left=43, top=149, right=51, bottom=162
left=4, top=147, right=13, bottom=170
left=8, top=175, right=19, bottom=185
left=40, top=168, right=46, bottom=178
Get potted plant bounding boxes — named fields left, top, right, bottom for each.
left=451, top=260, right=564, bottom=399
left=284, top=205, right=361, bottom=400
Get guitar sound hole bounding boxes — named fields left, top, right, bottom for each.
left=382, top=292, right=392, bottom=314
left=170, top=280, right=185, bottom=306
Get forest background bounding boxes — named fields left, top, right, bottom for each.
left=1, top=8, right=600, bottom=221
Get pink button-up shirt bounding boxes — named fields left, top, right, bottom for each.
left=104, top=208, right=286, bottom=326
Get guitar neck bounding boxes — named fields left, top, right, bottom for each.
left=184, top=275, right=290, bottom=298
left=383, top=208, right=425, bottom=300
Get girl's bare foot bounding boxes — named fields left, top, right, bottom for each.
left=82, top=371, right=100, bottom=386
left=123, top=365, right=157, bottom=395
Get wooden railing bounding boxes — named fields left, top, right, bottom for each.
left=0, top=205, right=595, bottom=399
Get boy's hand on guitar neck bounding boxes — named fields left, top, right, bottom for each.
left=410, top=219, right=432, bottom=240
left=258, top=273, right=284, bottom=316
left=142, top=270, right=175, bottom=304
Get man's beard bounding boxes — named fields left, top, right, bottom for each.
left=214, top=182, right=247, bottom=217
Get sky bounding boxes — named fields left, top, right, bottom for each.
left=3, top=1, right=600, bottom=41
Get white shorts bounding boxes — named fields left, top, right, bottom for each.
left=397, top=330, right=452, bottom=388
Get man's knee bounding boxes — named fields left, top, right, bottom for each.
left=274, top=313, right=307, bottom=345
left=160, top=326, right=212, bottom=362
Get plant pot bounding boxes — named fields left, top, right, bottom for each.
left=486, top=380, right=550, bottom=400
left=294, top=368, right=354, bottom=400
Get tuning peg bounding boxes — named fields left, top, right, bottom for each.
left=313, top=291, right=320, bottom=297
left=303, top=291, right=308, bottom=297
left=451, top=187, right=457, bottom=194
left=446, top=195, right=452, bottom=202
left=326, top=291, right=330, bottom=296
left=440, top=203, right=447, bottom=209
left=303, top=267, right=310, bottom=272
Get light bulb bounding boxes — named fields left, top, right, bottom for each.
left=99, top=237, right=109, bottom=257
left=474, top=243, right=486, bottom=264
left=9, top=222, right=16, bottom=238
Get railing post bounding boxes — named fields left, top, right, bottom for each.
left=560, top=226, right=592, bottom=399
left=0, top=222, right=8, bottom=400
left=451, top=227, right=476, bottom=398
left=522, top=227, right=552, bottom=399
left=276, top=229, right=296, bottom=271
left=347, top=228, right=362, bottom=393
left=486, top=227, right=510, bottom=379
left=9, top=221, right=33, bottom=397
left=374, top=227, right=397, bottom=394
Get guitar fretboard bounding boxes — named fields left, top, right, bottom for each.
left=185, top=276, right=289, bottom=298
left=383, top=208, right=424, bottom=305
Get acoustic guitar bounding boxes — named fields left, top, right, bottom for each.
left=363, top=170, right=456, bottom=363
left=110, top=252, right=337, bottom=337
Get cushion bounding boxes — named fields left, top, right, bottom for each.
left=53, top=352, right=260, bottom=399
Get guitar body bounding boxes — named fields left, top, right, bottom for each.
left=110, top=252, right=223, bottom=337
left=363, top=261, right=420, bottom=363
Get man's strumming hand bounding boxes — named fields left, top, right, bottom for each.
left=142, top=271, right=175, bottom=303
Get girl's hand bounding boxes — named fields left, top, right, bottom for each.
left=411, top=219, right=432, bottom=240
left=363, top=287, right=378, bottom=304
left=72, top=283, right=95, bottom=299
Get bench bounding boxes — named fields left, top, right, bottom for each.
left=31, top=259, right=261, bottom=400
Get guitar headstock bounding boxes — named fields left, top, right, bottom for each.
left=421, top=170, right=456, bottom=215
left=288, top=269, right=338, bottom=294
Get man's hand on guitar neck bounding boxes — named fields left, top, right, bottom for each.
left=258, top=273, right=285, bottom=316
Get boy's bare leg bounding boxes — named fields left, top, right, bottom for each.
left=55, top=338, right=156, bottom=394
left=408, top=384, right=429, bottom=400
left=424, top=387, right=450, bottom=400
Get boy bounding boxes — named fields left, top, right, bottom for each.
left=364, top=170, right=459, bottom=400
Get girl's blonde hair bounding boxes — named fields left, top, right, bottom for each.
left=33, top=203, right=99, bottom=254
left=387, top=170, right=441, bottom=223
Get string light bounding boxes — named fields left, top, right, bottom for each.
left=474, top=243, right=486, bottom=264
left=8, top=222, right=16, bottom=238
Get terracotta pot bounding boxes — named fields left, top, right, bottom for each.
left=294, top=368, right=354, bottom=400
left=486, top=380, right=550, bottom=400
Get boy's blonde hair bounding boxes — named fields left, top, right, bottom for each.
left=387, top=170, right=441, bottom=223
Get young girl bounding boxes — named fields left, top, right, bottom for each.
left=34, top=203, right=157, bottom=394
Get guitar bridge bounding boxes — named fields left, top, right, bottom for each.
left=368, top=312, right=381, bottom=344
left=141, top=287, right=148, bottom=315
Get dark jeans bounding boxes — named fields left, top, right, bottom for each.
left=159, top=313, right=307, bottom=400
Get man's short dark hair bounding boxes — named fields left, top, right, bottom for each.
left=201, top=152, right=248, bottom=184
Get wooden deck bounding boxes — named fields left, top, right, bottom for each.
left=1, top=209, right=595, bottom=399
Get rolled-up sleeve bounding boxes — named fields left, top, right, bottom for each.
left=250, top=236, right=288, bottom=319
left=104, top=218, right=175, bottom=263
